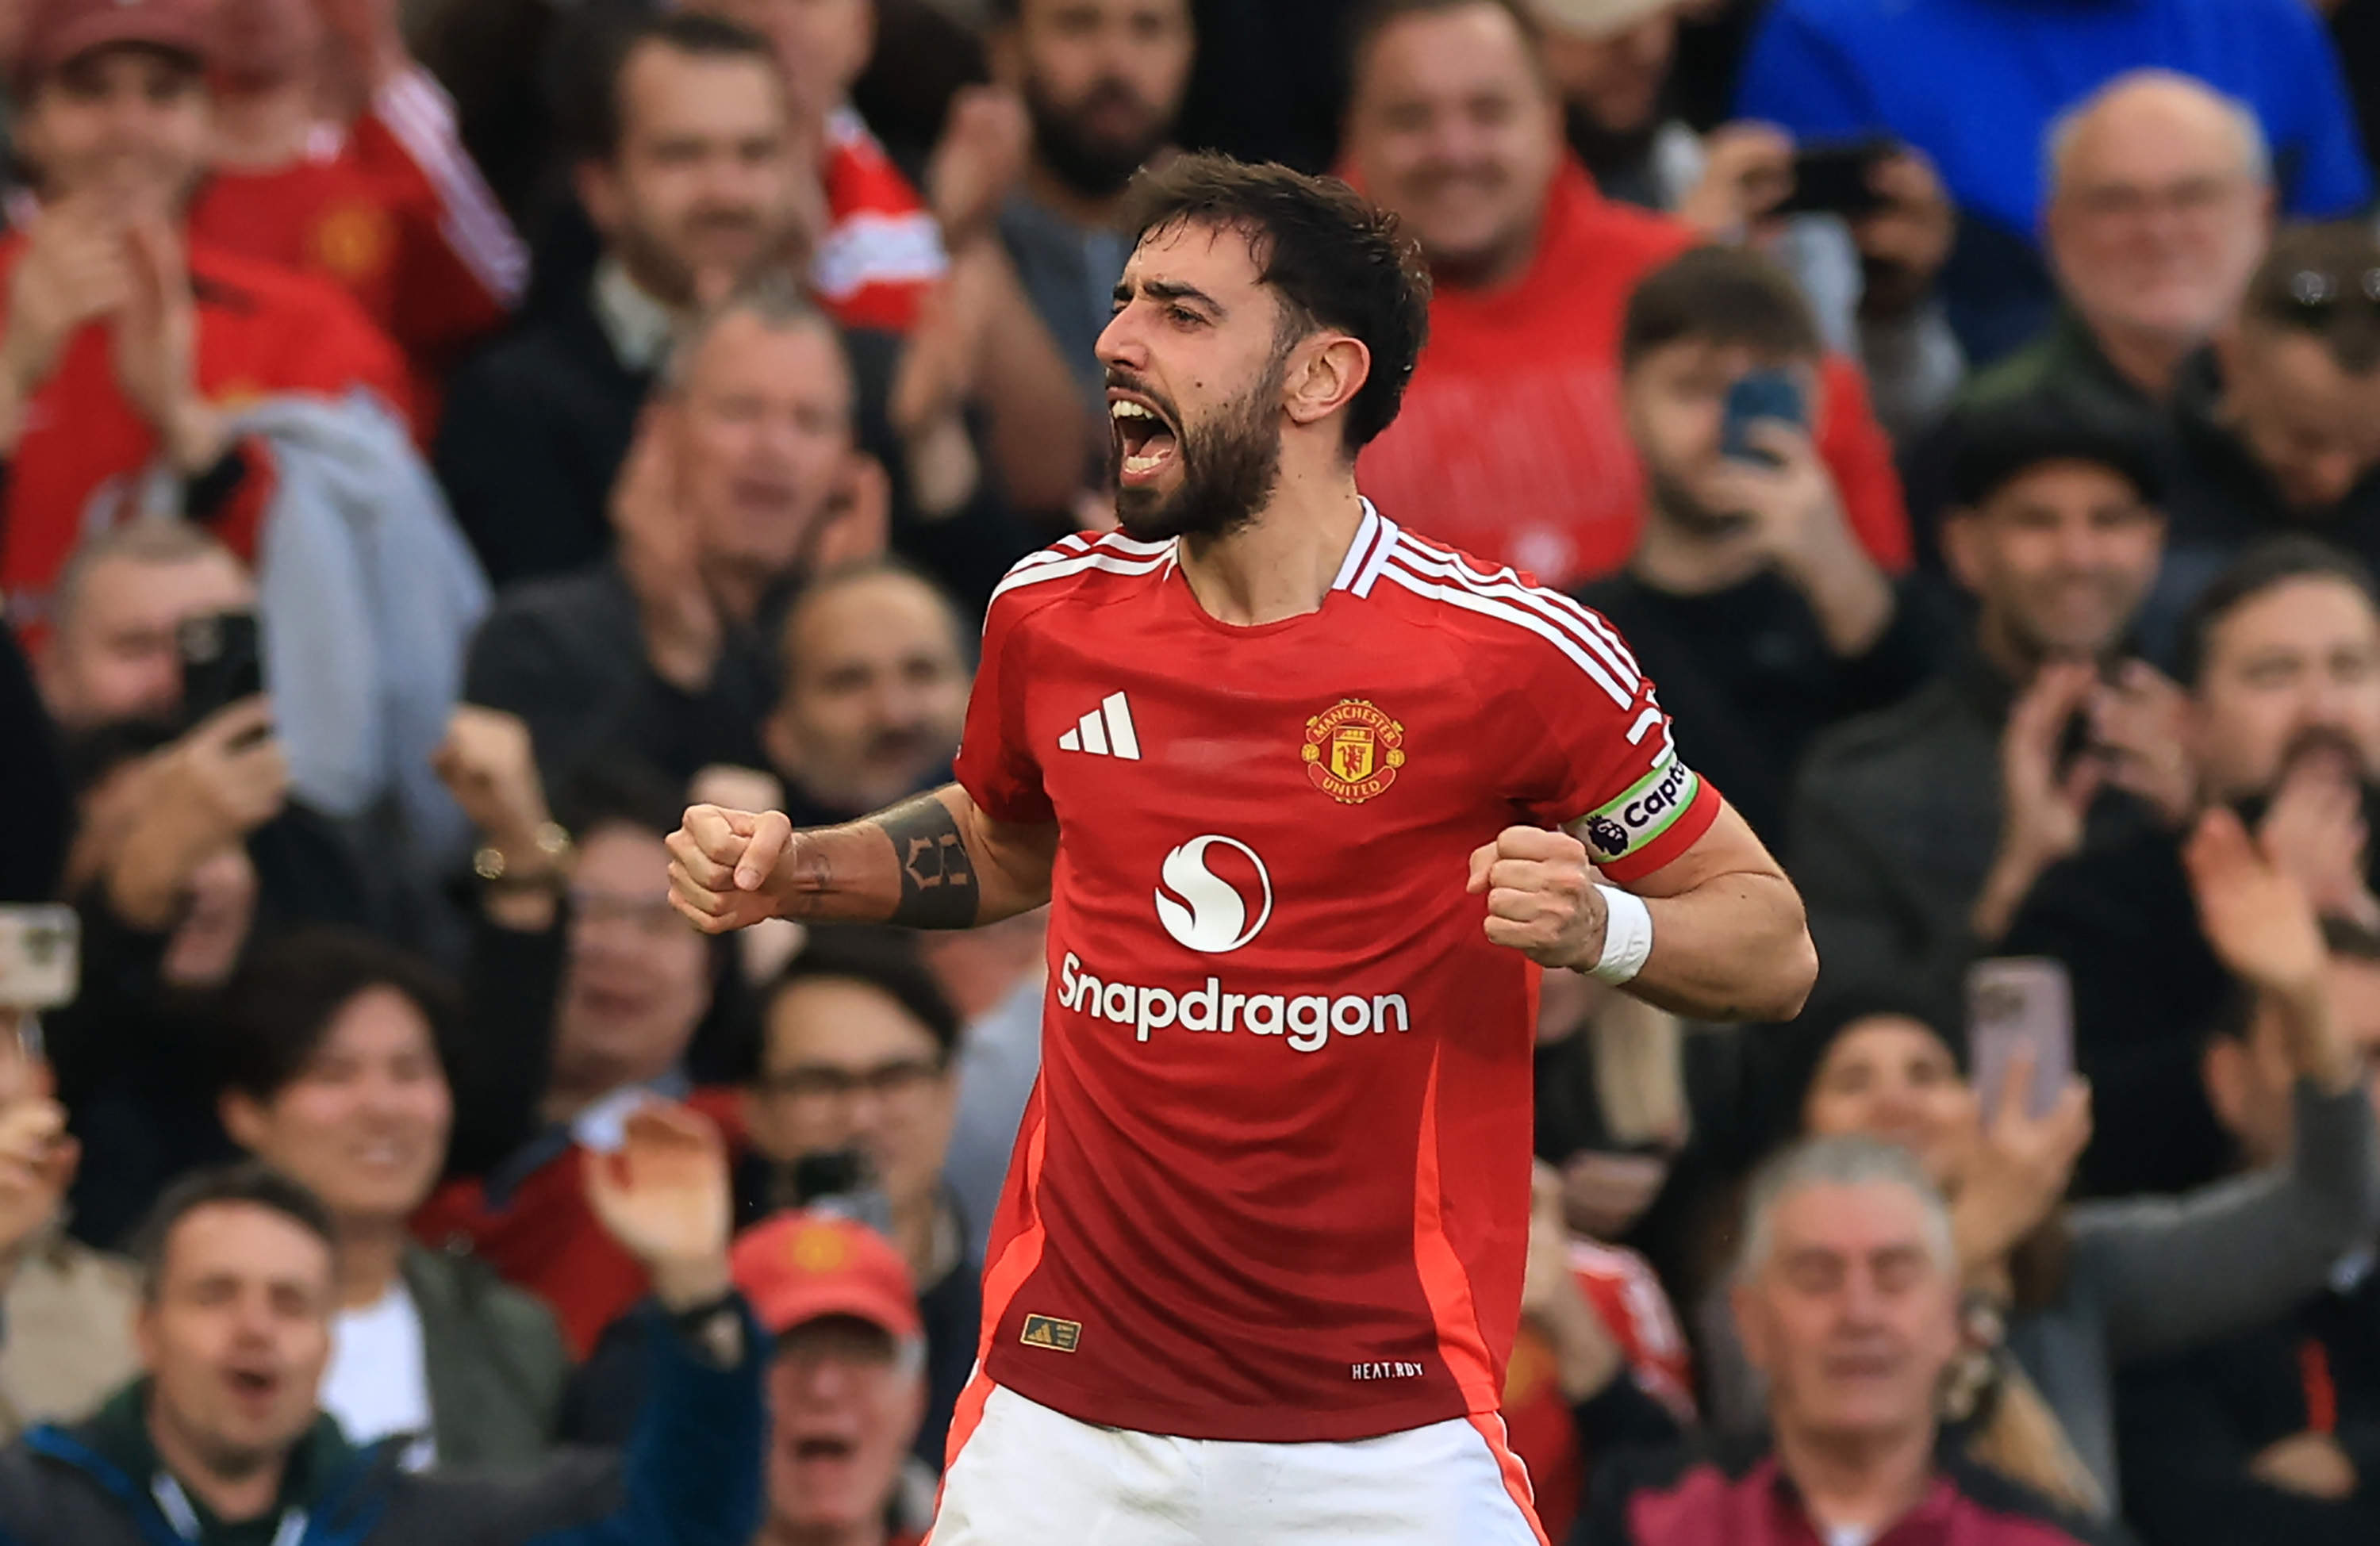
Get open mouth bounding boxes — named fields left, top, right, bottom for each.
left=226, top=1368, right=280, bottom=1403
left=1108, top=393, right=1180, bottom=485
left=791, top=1436, right=856, bottom=1462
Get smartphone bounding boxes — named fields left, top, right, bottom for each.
left=1967, top=957, right=2075, bottom=1122
left=1720, top=370, right=1807, bottom=466
left=177, top=611, right=264, bottom=725
left=0, top=905, right=79, bottom=1011
left=1776, top=136, right=1898, bottom=218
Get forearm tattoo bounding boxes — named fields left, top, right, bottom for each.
left=881, top=794, right=979, bottom=929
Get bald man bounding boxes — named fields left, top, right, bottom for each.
left=1971, top=71, right=2274, bottom=418
left=1904, top=71, right=2274, bottom=568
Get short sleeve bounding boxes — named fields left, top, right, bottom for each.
left=1503, top=597, right=1723, bottom=884
left=953, top=584, right=1054, bottom=827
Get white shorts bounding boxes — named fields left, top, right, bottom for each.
left=926, top=1382, right=1550, bottom=1546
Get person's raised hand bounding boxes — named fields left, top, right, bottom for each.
left=112, top=218, right=225, bottom=475
left=172, top=697, right=290, bottom=837
left=2088, top=661, right=2194, bottom=827
left=1852, top=149, right=1956, bottom=318
left=610, top=410, right=720, bottom=692
left=1708, top=420, right=1852, bottom=577
left=160, top=846, right=259, bottom=990
left=813, top=452, right=892, bottom=568
left=585, top=1103, right=734, bottom=1310
left=1675, top=121, right=1795, bottom=241
left=1970, top=661, right=2103, bottom=942
left=1954, top=1048, right=2090, bottom=1274
left=0, top=199, right=131, bottom=405
left=667, top=804, right=808, bottom=933
left=927, top=85, right=1031, bottom=246
left=2188, top=805, right=2329, bottom=1007
left=432, top=706, right=553, bottom=858
left=2251, top=1430, right=2359, bottom=1500
left=1468, top=826, right=1608, bottom=972
left=2256, top=749, right=2380, bottom=931
left=108, top=698, right=287, bottom=929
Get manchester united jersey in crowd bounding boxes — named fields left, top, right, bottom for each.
left=192, top=67, right=527, bottom=412
left=951, top=504, right=1722, bottom=1444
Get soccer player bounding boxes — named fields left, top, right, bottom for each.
left=668, top=154, right=1817, bottom=1543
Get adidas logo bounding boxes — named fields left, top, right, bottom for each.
left=1058, top=692, right=1141, bottom=760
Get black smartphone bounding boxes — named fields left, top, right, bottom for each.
left=177, top=611, right=264, bottom=724
left=1720, top=369, right=1807, bottom=466
left=1777, top=136, right=1898, bottom=218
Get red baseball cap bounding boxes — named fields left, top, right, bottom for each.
left=731, top=1210, right=923, bottom=1342
left=17, top=0, right=216, bottom=88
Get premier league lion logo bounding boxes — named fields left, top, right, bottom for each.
left=1586, top=816, right=1630, bottom=857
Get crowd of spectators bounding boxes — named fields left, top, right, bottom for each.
left=0, top=0, right=2376, bottom=1540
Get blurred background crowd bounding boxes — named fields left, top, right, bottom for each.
left=0, top=0, right=2378, bottom=1540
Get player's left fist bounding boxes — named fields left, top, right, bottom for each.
left=1467, top=826, right=1608, bottom=972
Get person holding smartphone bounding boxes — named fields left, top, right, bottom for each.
left=1578, top=244, right=1938, bottom=847
left=1693, top=807, right=2376, bottom=1521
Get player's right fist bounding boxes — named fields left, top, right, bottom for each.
left=1467, top=825, right=1607, bottom=972
left=667, top=804, right=800, bottom=934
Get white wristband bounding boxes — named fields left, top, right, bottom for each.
left=1588, top=885, right=1653, bottom=985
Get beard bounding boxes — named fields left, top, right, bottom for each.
left=1025, top=75, right=1169, bottom=201
left=2228, top=724, right=2380, bottom=827
left=1645, top=462, right=1752, bottom=538
left=1111, top=356, right=1287, bottom=544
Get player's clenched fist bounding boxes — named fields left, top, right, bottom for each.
left=666, top=804, right=805, bottom=933
left=1466, top=825, right=1608, bottom=971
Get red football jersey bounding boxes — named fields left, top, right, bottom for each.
left=812, top=106, right=946, bottom=335
left=951, top=504, right=1723, bottom=1443
left=191, top=67, right=526, bottom=413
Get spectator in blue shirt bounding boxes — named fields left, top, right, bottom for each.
left=1734, top=0, right=2373, bottom=363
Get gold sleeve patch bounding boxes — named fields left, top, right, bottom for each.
left=1019, top=1314, right=1082, bottom=1352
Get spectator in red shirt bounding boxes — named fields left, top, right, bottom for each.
left=194, top=0, right=528, bottom=416
left=1578, top=1135, right=2117, bottom=1546
left=0, top=0, right=414, bottom=639
left=1342, top=0, right=1911, bottom=592
left=733, top=1212, right=933, bottom=1546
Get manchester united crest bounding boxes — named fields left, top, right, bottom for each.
left=1302, top=700, right=1407, bottom=804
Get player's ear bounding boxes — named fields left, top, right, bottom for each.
left=1282, top=332, right=1372, bottom=432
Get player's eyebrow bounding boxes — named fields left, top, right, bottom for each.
left=1114, top=277, right=1224, bottom=317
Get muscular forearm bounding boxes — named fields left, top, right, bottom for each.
left=777, top=785, right=1053, bottom=929
left=1626, top=871, right=1816, bottom=1022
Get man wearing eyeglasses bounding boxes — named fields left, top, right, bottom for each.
left=2140, top=222, right=2380, bottom=660
left=736, top=929, right=976, bottom=1477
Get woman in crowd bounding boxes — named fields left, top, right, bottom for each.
left=215, top=929, right=570, bottom=1467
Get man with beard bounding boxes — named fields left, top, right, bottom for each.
left=1578, top=246, right=1937, bottom=847
left=991, top=0, right=1196, bottom=409
left=433, top=13, right=811, bottom=588
left=2005, top=536, right=2380, bottom=1197
left=1788, top=401, right=2175, bottom=1003
left=666, top=152, right=1816, bottom=1543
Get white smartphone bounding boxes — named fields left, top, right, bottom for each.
left=0, top=906, right=79, bottom=1011
left=1966, top=957, right=2075, bottom=1122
